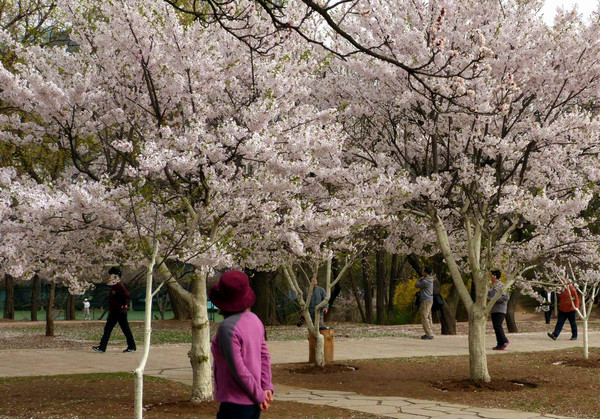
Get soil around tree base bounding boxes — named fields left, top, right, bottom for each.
left=431, top=378, right=537, bottom=392
left=0, top=373, right=379, bottom=418
left=272, top=348, right=600, bottom=418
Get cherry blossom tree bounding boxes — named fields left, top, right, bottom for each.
left=317, top=0, right=600, bottom=382
left=0, top=0, right=367, bottom=402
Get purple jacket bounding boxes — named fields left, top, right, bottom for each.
left=211, top=311, right=273, bottom=405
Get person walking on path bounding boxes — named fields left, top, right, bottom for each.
left=308, top=279, right=328, bottom=326
left=548, top=284, right=580, bottom=341
left=83, top=298, right=91, bottom=320
left=488, top=270, right=510, bottom=350
left=541, top=289, right=555, bottom=324
left=210, top=270, right=274, bottom=419
left=415, top=266, right=434, bottom=340
left=92, top=267, right=136, bottom=353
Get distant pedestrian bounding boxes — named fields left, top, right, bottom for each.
left=210, top=270, right=274, bottom=419
left=548, top=284, right=580, bottom=341
left=308, top=279, right=328, bottom=326
left=92, top=267, right=136, bottom=353
left=415, top=266, right=434, bottom=340
left=541, top=289, right=555, bottom=324
left=488, top=270, right=510, bottom=350
left=83, top=298, right=91, bottom=320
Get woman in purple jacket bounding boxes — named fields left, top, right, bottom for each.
left=209, top=270, right=274, bottom=419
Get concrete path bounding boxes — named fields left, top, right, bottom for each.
left=1, top=331, right=598, bottom=378
left=274, top=385, right=571, bottom=419
left=1, top=331, right=593, bottom=418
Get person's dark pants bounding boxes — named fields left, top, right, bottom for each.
left=99, top=310, right=136, bottom=351
left=217, top=402, right=260, bottom=419
left=553, top=310, right=577, bottom=338
left=544, top=308, right=552, bottom=324
left=491, top=312, right=508, bottom=347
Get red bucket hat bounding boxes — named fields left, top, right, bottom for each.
left=208, top=270, right=255, bottom=312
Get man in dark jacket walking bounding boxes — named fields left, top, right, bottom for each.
left=92, top=267, right=136, bottom=353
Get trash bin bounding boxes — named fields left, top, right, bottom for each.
left=308, top=326, right=334, bottom=364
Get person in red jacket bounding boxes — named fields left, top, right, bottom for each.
left=547, top=284, right=580, bottom=341
left=92, top=267, right=137, bottom=353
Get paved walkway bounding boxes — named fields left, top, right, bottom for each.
left=1, top=331, right=594, bottom=418
left=275, top=385, right=570, bottom=419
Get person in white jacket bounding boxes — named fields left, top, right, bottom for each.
left=83, top=298, right=91, bottom=320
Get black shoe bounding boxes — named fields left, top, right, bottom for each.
left=123, top=348, right=136, bottom=353
left=570, top=337, right=577, bottom=341
left=92, top=346, right=105, bottom=353
left=547, top=332, right=557, bottom=340
left=426, top=335, right=434, bottom=340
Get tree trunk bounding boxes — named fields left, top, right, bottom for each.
left=3, top=274, right=15, bottom=320
left=65, top=293, right=76, bottom=320
left=387, top=254, right=401, bottom=325
left=250, top=271, right=277, bottom=326
left=31, top=274, right=40, bottom=321
left=349, top=270, right=367, bottom=323
left=134, top=243, right=158, bottom=419
left=46, top=283, right=55, bottom=337
left=439, top=298, right=457, bottom=335
left=505, top=288, right=520, bottom=333
left=313, top=330, right=325, bottom=367
left=583, top=317, right=589, bottom=360
left=361, top=257, right=373, bottom=323
left=468, top=306, right=490, bottom=382
left=324, top=282, right=341, bottom=323
left=168, top=281, right=192, bottom=320
left=189, top=273, right=212, bottom=403
left=157, top=292, right=167, bottom=320
left=375, top=251, right=386, bottom=324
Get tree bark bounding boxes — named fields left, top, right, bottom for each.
left=583, top=317, right=589, bottom=359
left=468, top=306, right=490, bottom=382
left=324, top=282, right=341, bottom=323
left=361, top=257, right=373, bottom=323
left=250, top=271, right=277, bottom=326
left=505, top=288, right=520, bottom=333
left=46, top=283, right=55, bottom=337
left=134, top=242, right=158, bottom=419
left=167, top=280, right=192, bottom=320
left=433, top=279, right=457, bottom=335
left=65, top=293, right=76, bottom=320
left=314, top=330, right=325, bottom=367
left=3, top=274, right=15, bottom=320
left=375, top=251, right=386, bottom=324
left=387, top=254, right=401, bottom=325
left=31, top=274, right=40, bottom=321
left=189, top=273, right=213, bottom=403
left=349, top=271, right=366, bottom=323
left=324, top=258, right=342, bottom=323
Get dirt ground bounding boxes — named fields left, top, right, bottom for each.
left=273, top=348, right=600, bottom=418
left=0, top=373, right=378, bottom=419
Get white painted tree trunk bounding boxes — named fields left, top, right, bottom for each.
left=189, top=274, right=213, bottom=403
left=134, top=242, right=158, bottom=419
left=468, top=307, right=490, bottom=383
left=582, top=318, right=589, bottom=360
left=314, top=330, right=325, bottom=367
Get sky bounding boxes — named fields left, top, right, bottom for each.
left=539, top=0, right=598, bottom=24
